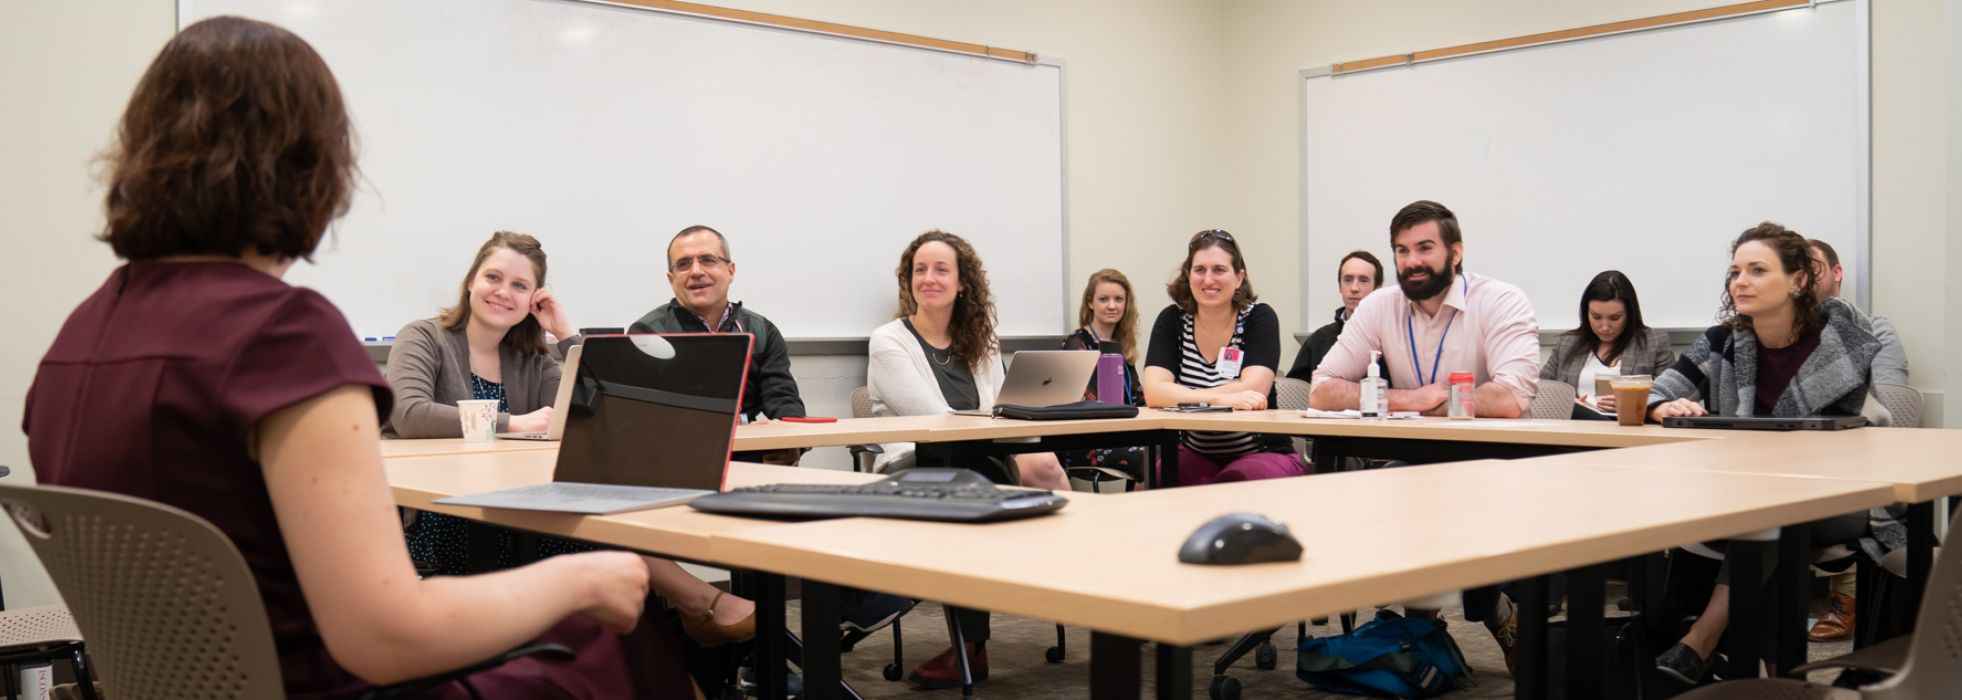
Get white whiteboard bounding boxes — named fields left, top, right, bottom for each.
left=180, top=0, right=1067, bottom=339
left=1301, top=0, right=1865, bottom=330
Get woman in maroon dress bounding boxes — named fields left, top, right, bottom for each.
left=22, top=16, right=695, bottom=699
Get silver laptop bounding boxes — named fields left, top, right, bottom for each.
left=951, top=350, right=1099, bottom=417
left=495, top=344, right=582, bottom=441
left=435, top=333, right=752, bottom=514
left=1663, top=415, right=1867, bottom=431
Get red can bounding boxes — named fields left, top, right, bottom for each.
left=1447, top=372, right=1476, bottom=419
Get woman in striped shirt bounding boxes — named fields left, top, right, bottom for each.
left=1141, top=230, right=1310, bottom=485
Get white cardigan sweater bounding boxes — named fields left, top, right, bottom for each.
left=865, top=318, right=1006, bottom=471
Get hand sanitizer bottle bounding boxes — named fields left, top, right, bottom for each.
left=1360, top=350, right=1388, bottom=420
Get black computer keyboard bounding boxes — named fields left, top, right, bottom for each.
left=689, top=478, right=1069, bottom=522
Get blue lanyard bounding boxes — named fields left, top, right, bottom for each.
left=1405, top=275, right=1469, bottom=385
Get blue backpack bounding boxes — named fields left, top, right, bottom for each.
left=1296, top=610, right=1476, bottom=698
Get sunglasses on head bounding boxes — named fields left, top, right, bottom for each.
left=1191, top=229, right=1236, bottom=248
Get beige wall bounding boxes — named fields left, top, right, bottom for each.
left=1222, top=0, right=1953, bottom=425
left=0, top=0, right=174, bottom=608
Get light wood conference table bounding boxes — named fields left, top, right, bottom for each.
left=709, top=459, right=1893, bottom=700
left=379, top=417, right=1962, bottom=698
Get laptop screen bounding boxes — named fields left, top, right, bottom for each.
left=554, top=334, right=753, bottom=491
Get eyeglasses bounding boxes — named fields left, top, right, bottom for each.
left=670, top=255, right=729, bottom=273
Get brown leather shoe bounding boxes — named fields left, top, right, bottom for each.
left=1808, top=592, right=1855, bottom=642
left=681, top=590, right=756, bottom=647
left=907, top=643, right=988, bottom=689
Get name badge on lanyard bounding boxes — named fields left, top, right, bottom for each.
left=1217, top=346, right=1243, bottom=379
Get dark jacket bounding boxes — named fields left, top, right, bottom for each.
left=629, top=300, right=805, bottom=420
left=1286, top=308, right=1387, bottom=383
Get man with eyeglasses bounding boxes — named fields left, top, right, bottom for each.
left=631, top=225, right=807, bottom=463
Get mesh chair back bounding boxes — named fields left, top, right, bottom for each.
left=0, top=605, right=82, bottom=650
left=1872, top=384, right=1923, bottom=428
left=0, top=482, right=285, bottom=699
left=1273, top=378, right=1311, bottom=411
left=850, top=386, right=876, bottom=420
left=1871, top=523, right=1962, bottom=697
left=1273, top=378, right=1314, bottom=460
left=1528, top=380, right=1576, bottom=420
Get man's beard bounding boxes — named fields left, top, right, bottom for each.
left=1397, top=255, right=1456, bottom=301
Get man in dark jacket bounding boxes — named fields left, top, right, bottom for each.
left=633, top=225, right=806, bottom=463
left=1286, top=250, right=1385, bottom=381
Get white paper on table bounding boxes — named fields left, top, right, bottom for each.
left=1297, top=409, right=1418, bottom=420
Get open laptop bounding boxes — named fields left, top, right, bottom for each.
left=1663, top=415, right=1867, bottom=431
left=495, top=344, right=582, bottom=441
left=951, top=350, right=1099, bottom=417
left=435, top=333, right=753, bottom=514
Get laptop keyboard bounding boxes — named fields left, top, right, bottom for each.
left=690, top=481, right=1067, bottom=522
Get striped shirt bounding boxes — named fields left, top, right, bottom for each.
left=1145, top=303, right=1290, bottom=458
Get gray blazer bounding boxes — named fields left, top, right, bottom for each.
left=1539, top=328, right=1675, bottom=387
left=382, top=318, right=561, bottom=438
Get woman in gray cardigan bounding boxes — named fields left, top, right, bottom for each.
left=1644, top=224, right=1888, bottom=684
left=1539, top=270, right=1674, bottom=417
left=386, top=232, right=758, bottom=648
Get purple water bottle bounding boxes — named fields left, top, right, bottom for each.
left=1096, top=340, right=1126, bottom=405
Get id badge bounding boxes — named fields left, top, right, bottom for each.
left=1216, top=346, right=1243, bottom=379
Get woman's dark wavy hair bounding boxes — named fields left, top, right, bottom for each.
left=439, top=232, right=552, bottom=356
left=1564, top=270, right=1650, bottom=364
left=1719, top=222, right=1821, bottom=342
left=896, top=230, right=998, bottom=372
left=99, top=16, right=354, bottom=262
left=1167, top=229, right=1257, bottom=315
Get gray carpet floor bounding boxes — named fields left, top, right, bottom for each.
left=793, top=595, right=1857, bottom=698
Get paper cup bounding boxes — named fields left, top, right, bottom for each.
left=457, top=400, right=499, bottom=441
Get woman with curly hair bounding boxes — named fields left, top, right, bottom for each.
left=864, top=229, right=1067, bottom=688
left=1645, top=222, right=1887, bottom=684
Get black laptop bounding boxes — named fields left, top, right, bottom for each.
left=1662, top=415, right=1867, bottom=431
left=435, top=333, right=751, bottom=514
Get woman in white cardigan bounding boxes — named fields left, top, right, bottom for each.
left=865, top=229, right=1068, bottom=688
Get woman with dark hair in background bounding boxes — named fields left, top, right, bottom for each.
left=1539, top=270, right=1675, bottom=419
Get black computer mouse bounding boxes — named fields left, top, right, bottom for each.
left=1178, top=513, right=1303, bottom=565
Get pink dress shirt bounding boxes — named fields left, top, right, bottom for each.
left=1311, top=271, right=1541, bottom=412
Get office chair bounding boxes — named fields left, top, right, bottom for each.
left=1871, top=384, right=1922, bottom=428
left=0, top=482, right=572, bottom=700
left=1674, top=512, right=1961, bottom=699
left=1528, top=379, right=1577, bottom=420
left=0, top=605, right=94, bottom=700
left=846, top=387, right=885, bottom=473
left=1274, top=377, right=1314, bottom=463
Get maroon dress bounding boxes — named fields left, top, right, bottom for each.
left=24, top=262, right=688, bottom=699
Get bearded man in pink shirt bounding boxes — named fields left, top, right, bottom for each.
left=1310, top=199, right=1542, bottom=674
